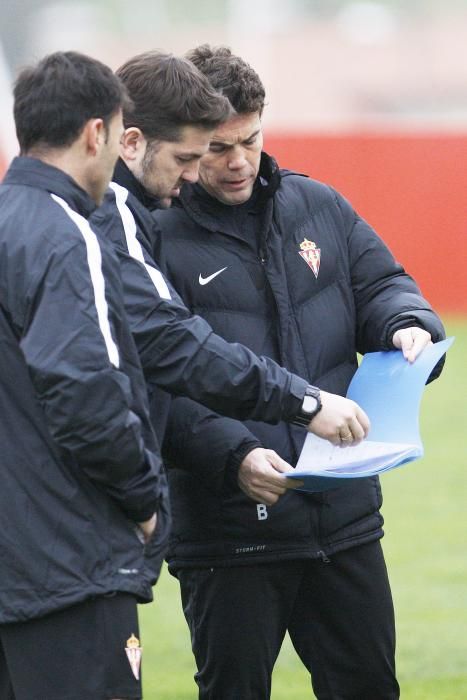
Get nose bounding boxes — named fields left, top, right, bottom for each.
left=227, top=147, right=248, bottom=170
left=181, top=162, right=200, bottom=184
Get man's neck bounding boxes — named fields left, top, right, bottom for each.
left=113, top=158, right=161, bottom=211
left=27, top=146, right=96, bottom=204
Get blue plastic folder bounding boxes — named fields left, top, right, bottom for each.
left=286, top=338, right=454, bottom=492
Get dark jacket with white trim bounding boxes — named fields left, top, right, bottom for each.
left=151, top=152, right=446, bottom=569
left=0, top=157, right=167, bottom=623
left=90, top=159, right=311, bottom=447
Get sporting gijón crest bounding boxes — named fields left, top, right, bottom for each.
left=298, top=238, right=321, bottom=278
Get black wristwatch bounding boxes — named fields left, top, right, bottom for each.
left=291, top=385, right=322, bottom=427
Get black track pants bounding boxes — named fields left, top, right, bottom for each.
left=0, top=593, right=141, bottom=700
left=177, top=541, right=399, bottom=700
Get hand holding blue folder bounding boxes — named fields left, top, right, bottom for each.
left=287, top=338, right=454, bottom=492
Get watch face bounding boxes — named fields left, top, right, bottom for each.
left=302, top=395, right=319, bottom=414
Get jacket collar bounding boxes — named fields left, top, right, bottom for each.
left=257, top=151, right=282, bottom=199
left=112, top=158, right=162, bottom=212
left=3, top=156, right=97, bottom=218
left=177, top=152, right=281, bottom=236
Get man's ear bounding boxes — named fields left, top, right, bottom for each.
left=120, top=127, right=146, bottom=162
left=82, top=118, right=105, bottom=156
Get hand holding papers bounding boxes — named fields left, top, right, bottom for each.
left=287, top=338, right=454, bottom=492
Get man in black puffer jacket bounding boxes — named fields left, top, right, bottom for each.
left=151, top=46, right=446, bottom=700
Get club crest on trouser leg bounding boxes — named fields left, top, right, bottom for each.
left=125, top=633, right=142, bottom=680
left=298, top=238, right=321, bottom=278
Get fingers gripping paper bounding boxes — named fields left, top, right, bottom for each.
left=287, top=338, right=454, bottom=492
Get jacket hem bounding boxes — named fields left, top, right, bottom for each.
left=167, top=528, right=383, bottom=573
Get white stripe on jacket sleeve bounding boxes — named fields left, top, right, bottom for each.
left=50, top=193, right=120, bottom=368
left=109, top=182, right=172, bottom=301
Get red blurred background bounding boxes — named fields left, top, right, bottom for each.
left=265, top=132, right=467, bottom=313
left=2, top=132, right=465, bottom=313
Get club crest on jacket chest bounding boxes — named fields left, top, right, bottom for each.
left=298, top=238, right=321, bottom=278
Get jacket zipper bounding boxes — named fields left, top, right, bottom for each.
left=317, top=550, right=331, bottom=564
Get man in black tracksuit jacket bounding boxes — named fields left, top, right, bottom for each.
left=0, top=53, right=167, bottom=699
left=150, top=46, right=446, bottom=700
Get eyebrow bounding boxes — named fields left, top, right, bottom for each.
left=211, top=129, right=261, bottom=147
left=176, top=149, right=206, bottom=159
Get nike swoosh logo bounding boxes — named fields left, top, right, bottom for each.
left=198, top=267, right=228, bottom=286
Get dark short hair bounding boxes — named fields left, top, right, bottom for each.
left=116, top=51, right=231, bottom=142
left=186, top=45, right=266, bottom=116
left=14, top=51, right=129, bottom=154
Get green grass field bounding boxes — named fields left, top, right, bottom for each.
left=140, top=316, right=467, bottom=699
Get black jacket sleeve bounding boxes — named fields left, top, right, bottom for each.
left=333, top=190, right=446, bottom=380
left=120, top=249, right=306, bottom=420
left=91, top=189, right=307, bottom=422
left=19, top=237, right=162, bottom=522
left=162, top=396, right=262, bottom=493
